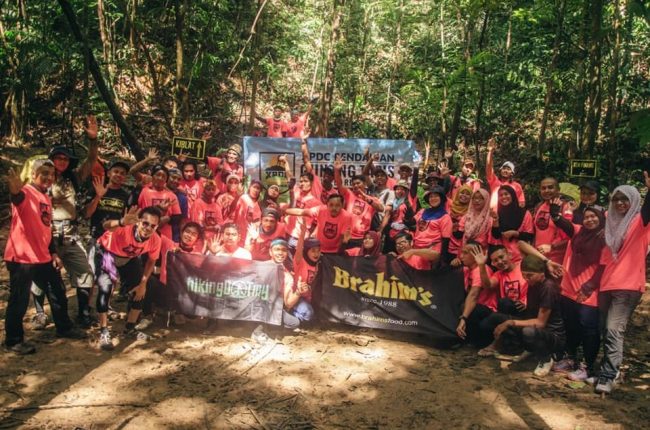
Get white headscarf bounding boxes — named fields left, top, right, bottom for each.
left=605, top=185, right=641, bottom=258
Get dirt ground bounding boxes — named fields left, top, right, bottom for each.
left=0, top=271, right=649, bottom=430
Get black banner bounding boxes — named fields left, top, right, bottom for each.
left=319, top=255, right=465, bottom=339
left=166, top=253, right=285, bottom=325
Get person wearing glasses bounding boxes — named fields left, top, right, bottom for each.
left=94, top=206, right=163, bottom=351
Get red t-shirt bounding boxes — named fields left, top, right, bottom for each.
left=488, top=211, right=534, bottom=263
left=402, top=254, right=432, bottom=270
left=413, top=211, right=453, bottom=253
left=216, top=192, right=238, bottom=223
left=179, top=178, right=204, bottom=210
left=308, top=206, right=353, bottom=253
left=320, top=186, right=339, bottom=205
left=285, top=114, right=307, bottom=138
left=293, top=257, right=317, bottom=302
left=464, top=265, right=498, bottom=311
left=233, top=194, right=262, bottom=241
left=388, top=195, right=417, bottom=239
left=487, top=173, right=525, bottom=209
left=449, top=176, right=481, bottom=200
left=534, top=201, right=572, bottom=264
left=4, top=184, right=53, bottom=264
left=600, top=215, right=650, bottom=293
left=287, top=175, right=322, bottom=238
left=491, top=264, right=528, bottom=306
left=137, top=187, right=181, bottom=239
left=559, top=225, right=603, bottom=307
left=266, top=117, right=287, bottom=137
left=206, top=157, right=244, bottom=194
left=458, top=215, right=492, bottom=250
left=340, top=188, right=376, bottom=240
left=449, top=213, right=464, bottom=256
left=189, top=198, right=224, bottom=242
left=247, top=223, right=287, bottom=261
left=98, top=225, right=161, bottom=260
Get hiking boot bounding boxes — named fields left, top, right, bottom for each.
left=99, top=330, right=114, bottom=351
left=552, top=358, right=575, bottom=373
left=533, top=357, right=554, bottom=377
left=595, top=377, right=613, bottom=394
left=57, top=327, right=88, bottom=340
left=251, top=324, right=271, bottom=345
left=4, top=342, right=36, bottom=355
left=567, top=364, right=589, bottom=382
left=31, top=313, right=49, bottom=330
left=135, top=317, right=153, bottom=331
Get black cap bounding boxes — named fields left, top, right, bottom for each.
left=108, top=160, right=130, bottom=171
left=580, top=180, right=599, bottom=193
left=48, top=146, right=79, bottom=170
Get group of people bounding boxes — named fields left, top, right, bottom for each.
left=3, top=120, right=647, bottom=397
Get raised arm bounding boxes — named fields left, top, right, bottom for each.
left=129, top=148, right=159, bottom=182
left=470, top=247, right=498, bottom=290
left=409, top=167, right=419, bottom=199
left=486, top=138, right=496, bottom=183
left=77, top=115, right=99, bottom=182
left=333, top=154, right=348, bottom=194
left=300, top=132, right=313, bottom=174
left=517, top=240, right=564, bottom=278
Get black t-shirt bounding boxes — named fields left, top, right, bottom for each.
left=524, top=278, right=565, bottom=338
left=87, top=187, right=130, bottom=238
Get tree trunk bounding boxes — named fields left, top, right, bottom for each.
left=569, top=0, right=592, bottom=156
left=448, top=9, right=474, bottom=151
left=316, top=0, right=345, bottom=138
left=58, top=0, right=144, bottom=160
left=604, top=0, right=623, bottom=187
left=385, top=0, right=404, bottom=139
left=439, top=4, right=447, bottom=147
left=473, top=12, right=489, bottom=153
left=537, top=0, right=566, bottom=158
left=173, top=0, right=190, bottom=134
left=582, top=0, right=604, bottom=155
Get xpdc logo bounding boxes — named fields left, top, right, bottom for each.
left=259, top=152, right=295, bottom=202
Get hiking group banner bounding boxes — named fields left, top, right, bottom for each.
left=166, top=253, right=285, bottom=325
left=318, top=255, right=465, bottom=339
left=242, top=137, right=420, bottom=201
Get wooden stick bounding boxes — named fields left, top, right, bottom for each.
left=1, top=402, right=149, bottom=413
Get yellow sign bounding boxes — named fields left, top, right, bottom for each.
left=172, top=137, right=206, bottom=160
left=569, top=159, right=597, bottom=178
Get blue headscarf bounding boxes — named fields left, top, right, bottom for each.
left=422, top=186, right=447, bottom=221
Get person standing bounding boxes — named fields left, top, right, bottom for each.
left=485, top=137, right=525, bottom=209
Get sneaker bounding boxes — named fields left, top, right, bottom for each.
left=99, top=330, right=114, bottom=351
left=552, top=358, right=575, bottom=373
left=595, top=377, right=613, bottom=394
left=56, top=327, right=88, bottom=340
left=135, top=317, right=153, bottom=331
left=251, top=324, right=271, bottom=345
left=31, top=313, right=49, bottom=330
left=567, top=364, right=589, bottom=382
left=534, top=357, right=555, bottom=377
left=585, top=376, right=597, bottom=385
left=4, top=342, right=36, bottom=355
left=123, top=328, right=151, bottom=341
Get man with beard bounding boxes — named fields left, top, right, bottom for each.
left=246, top=208, right=287, bottom=261
left=533, top=178, right=573, bottom=264
left=207, top=144, right=244, bottom=194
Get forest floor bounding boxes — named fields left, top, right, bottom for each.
left=0, top=147, right=650, bottom=429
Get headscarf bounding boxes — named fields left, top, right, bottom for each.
left=463, top=188, right=491, bottom=241
left=497, top=185, right=526, bottom=232
left=605, top=185, right=641, bottom=258
left=362, top=231, right=382, bottom=257
left=570, top=207, right=606, bottom=276
left=302, top=237, right=321, bottom=266
left=422, top=186, right=447, bottom=221
left=449, top=185, right=472, bottom=219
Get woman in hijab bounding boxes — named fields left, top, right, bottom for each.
left=448, top=185, right=472, bottom=264
left=346, top=231, right=382, bottom=257
left=293, top=224, right=322, bottom=306
left=592, top=176, right=650, bottom=395
left=407, top=186, right=452, bottom=263
left=453, top=188, right=492, bottom=266
left=489, top=185, right=534, bottom=263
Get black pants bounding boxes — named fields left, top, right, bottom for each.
left=4, top=261, right=73, bottom=346
left=143, top=274, right=168, bottom=316
left=560, top=295, right=600, bottom=372
left=465, top=304, right=494, bottom=348
left=95, top=250, right=144, bottom=314
left=500, top=326, right=566, bottom=360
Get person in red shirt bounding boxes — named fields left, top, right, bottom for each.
left=285, top=99, right=317, bottom=138
left=207, top=144, right=244, bottom=194
left=447, top=184, right=472, bottom=262
left=446, top=159, right=481, bottom=200
left=393, top=232, right=440, bottom=271
left=485, top=137, right=525, bottom=209
left=179, top=159, right=204, bottom=210
left=270, top=239, right=313, bottom=329
left=457, top=242, right=497, bottom=348
left=346, top=231, right=382, bottom=257
left=285, top=194, right=352, bottom=254
left=189, top=179, right=223, bottom=243
left=456, top=188, right=492, bottom=252
left=256, top=106, right=288, bottom=137
left=333, top=155, right=384, bottom=248
left=4, top=161, right=85, bottom=354
left=217, top=174, right=243, bottom=223
left=246, top=208, right=287, bottom=261
left=233, top=180, right=263, bottom=245
left=137, top=165, right=182, bottom=240
left=95, top=206, right=163, bottom=350
left=592, top=177, right=650, bottom=394
left=293, top=224, right=321, bottom=306
left=408, top=186, right=453, bottom=262
left=385, top=169, right=419, bottom=253
left=489, top=185, right=534, bottom=263
left=533, top=178, right=573, bottom=263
